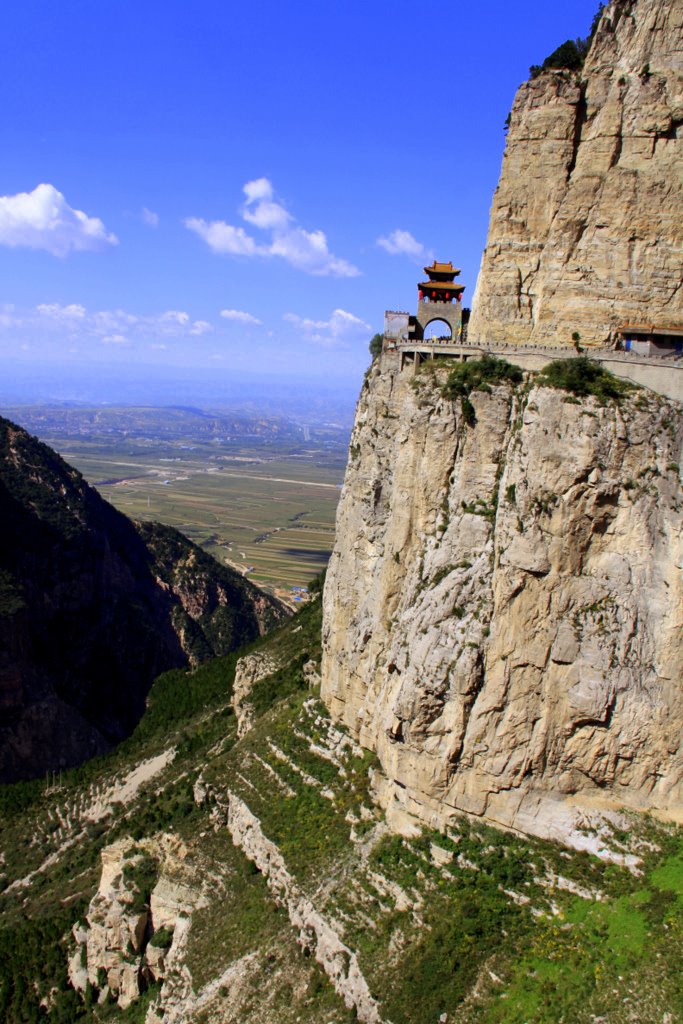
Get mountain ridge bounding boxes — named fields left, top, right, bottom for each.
left=0, top=415, right=286, bottom=783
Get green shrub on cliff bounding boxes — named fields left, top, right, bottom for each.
left=369, top=333, right=384, bottom=360
left=530, top=38, right=589, bottom=78
left=443, top=355, right=523, bottom=427
left=538, top=357, right=634, bottom=402
left=442, top=355, right=523, bottom=401
left=529, top=3, right=604, bottom=78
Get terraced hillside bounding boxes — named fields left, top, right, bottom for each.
left=0, top=588, right=681, bottom=1024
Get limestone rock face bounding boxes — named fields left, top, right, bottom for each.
left=70, top=834, right=203, bottom=1010
left=468, top=0, right=683, bottom=348
left=321, top=356, right=683, bottom=844
left=232, top=651, right=280, bottom=737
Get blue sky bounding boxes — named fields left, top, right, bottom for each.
left=1, top=0, right=600, bottom=407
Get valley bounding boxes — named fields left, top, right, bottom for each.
left=1, top=405, right=348, bottom=604
left=1, top=0, right=681, bottom=1019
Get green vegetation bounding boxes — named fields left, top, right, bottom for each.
left=368, top=333, right=384, bottom=360
left=148, top=926, right=174, bottom=949
left=0, top=569, right=25, bottom=617
left=538, top=357, right=635, bottom=402
left=443, top=355, right=524, bottom=400
left=0, top=902, right=90, bottom=1023
left=529, top=3, right=604, bottom=78
left=0, top=415, right=92, bottom=542
left=442, top=355, right=523, bottom=427
left=530, top=38, right=589, bottom=78
left=122, top=853, right=158, bottom=911
left=480, top=834, right=683, bottom=1024
left=307, top=566, right=326, bottom=596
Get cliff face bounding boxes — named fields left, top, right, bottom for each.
left=321, top=355, right=682, bottom=844
left=468, top=0, right=683, bottom=348
left=0, top=416, right=285, bottom=783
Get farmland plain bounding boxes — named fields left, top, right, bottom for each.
left=3, top=405, right=349, bottom=605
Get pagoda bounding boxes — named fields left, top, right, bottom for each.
left=414, top=260, right=465, bottom=340
left=418, top=260, right=465, bottom=304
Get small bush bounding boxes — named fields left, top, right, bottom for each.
left=529, top=4, right=603, bottom=79
left=538, top=357, right=633, bottom=402
left=461, top=396, right=476, bottom=426
left=122, top=853, right=158, bottom=911
left=443, top=355, right=523, bottom=399
left=369, top=333, right=384, bottom=360
left=149, top=925, right=174, bottom=949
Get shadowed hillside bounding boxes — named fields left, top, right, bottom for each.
left=0, top=416, right=286, bottom=783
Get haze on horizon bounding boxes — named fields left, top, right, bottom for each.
left=1, top=0, right=600, bottom=411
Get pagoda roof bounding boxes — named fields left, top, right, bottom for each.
left=418, top=280, right=465, bottom=291
left=423, top=260, right=461, bottom=277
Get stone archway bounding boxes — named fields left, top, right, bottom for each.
left=422, top=318, right=453, bottom=340
left=414, top=301, right=462, bottom=340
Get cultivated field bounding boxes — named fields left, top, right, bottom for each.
left=18, top=411, right=348, bottom=605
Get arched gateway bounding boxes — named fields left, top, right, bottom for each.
left=423, top=318, right=453, bottom=340
left=383, top=260, right=466, bottom=344
left=414, top=261, right=465, bottom=340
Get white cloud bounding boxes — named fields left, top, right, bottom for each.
left=160, top=310, right=190, bottom=326
left=284, top=307, right=370, bottom=346
left=1, top=303, right=213, bottom=346
left=242, top=177, right=292, bottom=231
left=184, top=217, right=263, bottom=256
left=220, top=308, right=262, bottom=325
left=141, top=207, right=159, bottom=227
left=185, top=178, right=359, bottom=277
left=270, top=226, right=358, bottom=277
left=0, top=184, right=118, bottom=256
left=190, top=320, right=212, bottom=335
left=377, top=229, right=429, bottom=259
left=37, top=302, right=87, bottom=321
left=242, top=178, right=274, bottom=204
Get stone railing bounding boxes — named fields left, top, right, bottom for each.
left=390, top=339, right=683, bottom=403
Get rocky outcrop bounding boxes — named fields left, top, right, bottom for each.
left=232, top=652, right=280, bottom=736
left=224, top=791, right=383, bottom=1023
left=69, top=834, right=205, bottom=1010
left=0, top=416, right=286, bottom=782
left=321, top=356, right=683, bottom=845
left=469, top=0, right=683, bottom=347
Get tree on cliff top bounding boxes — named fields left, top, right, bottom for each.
left=529, top=2, right=604, bottom=78
left=369, top=333, right=384, bottom=360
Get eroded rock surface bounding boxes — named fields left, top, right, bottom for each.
left=321, top=356, right=683, bottom=844
left=224, top=791, right=383, bottom=1024
left=70, top=834, right=205, bottom=1009
left=232, top=652, right=280, bottom=737
left=469, top=0, right=683, bottom=347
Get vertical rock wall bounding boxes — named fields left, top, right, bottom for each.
left=468, top=0, right=683, bottom=348
left=321, top=356, right=683, bottom=844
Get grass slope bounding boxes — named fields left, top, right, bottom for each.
left=0, top=593, right=681, bottom=1024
